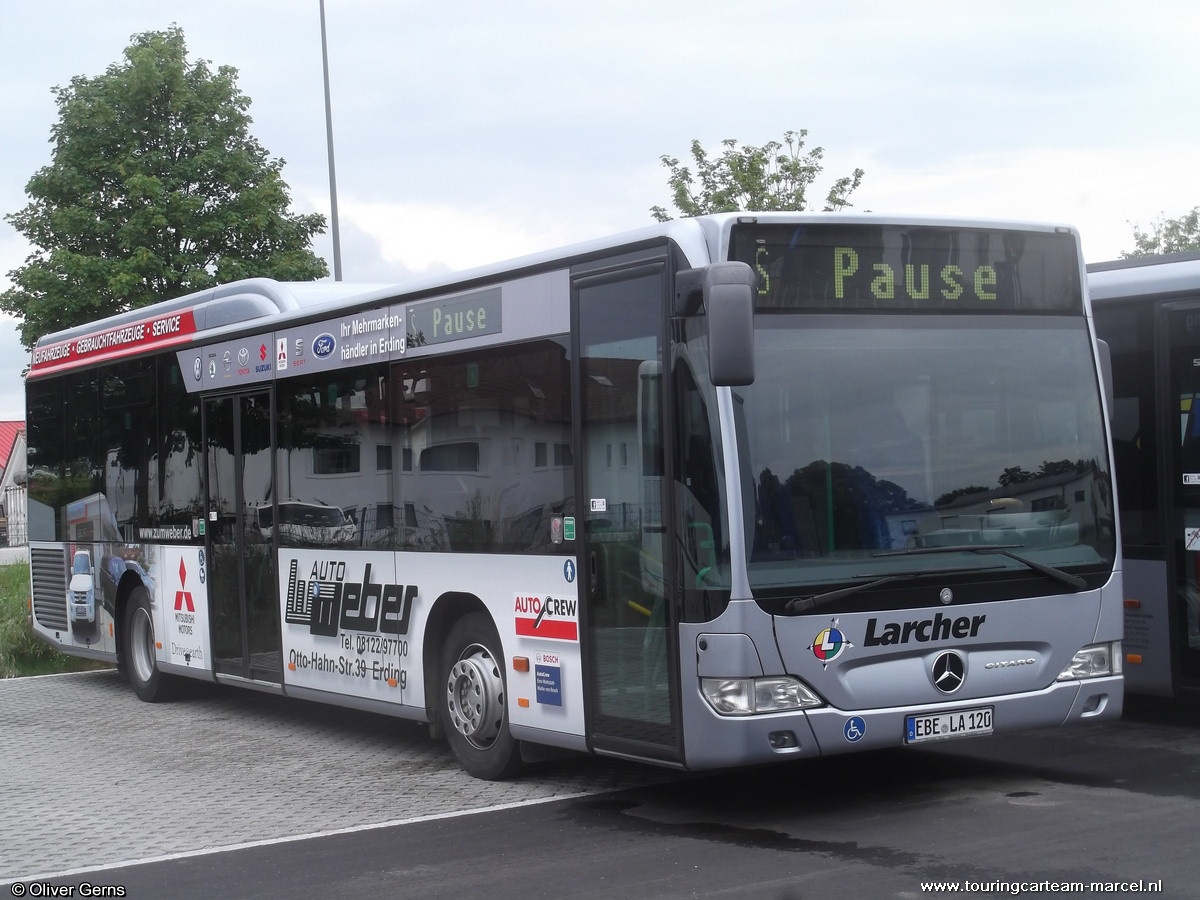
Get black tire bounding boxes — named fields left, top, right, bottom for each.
left=441, top=612, right=523, bottom=780
left=123, top=587, right=174, bottom=702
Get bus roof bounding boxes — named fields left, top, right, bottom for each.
left=1087, top=251, right=1200, bottom=302
left=28, top=212, right=1082, bottom=376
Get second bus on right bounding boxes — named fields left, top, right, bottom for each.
left=1091, top=250, right=1200, bottom=698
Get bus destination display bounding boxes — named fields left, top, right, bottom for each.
left=731, top=223, right=1082, bottom=312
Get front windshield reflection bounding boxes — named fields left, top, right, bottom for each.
left=738, top=317, right=1115, bottom=590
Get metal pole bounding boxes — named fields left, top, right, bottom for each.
left=320, top=0, right=343, bottom=281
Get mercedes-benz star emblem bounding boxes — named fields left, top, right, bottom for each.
left=931, top=651, right=966, bottom=694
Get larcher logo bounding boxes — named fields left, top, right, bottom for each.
left=863, top=612, right=986, bottom=647
left=809, top=619, right=852, bottom=668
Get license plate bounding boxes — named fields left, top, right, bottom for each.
left=906, top=706, right=993, bottom=743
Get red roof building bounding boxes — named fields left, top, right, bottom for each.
left=0, top=421, right=23, bottom=478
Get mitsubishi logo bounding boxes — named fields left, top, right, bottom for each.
left=174, top=557, right=194, bottom=612
left=931, top=651, right=966, bottom=694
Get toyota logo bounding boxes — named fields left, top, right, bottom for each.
left=931, top=651, right=966, bottom=694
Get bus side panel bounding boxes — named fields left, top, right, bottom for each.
left=29, top=541, right=215, bottom=679
left=276, top=548, right=586, bottom=741
left=29, top=541, right=118, bottom=661
left=1122, top=557, right=1174, bottom=696
left=149, top=544, right=213, bottom=678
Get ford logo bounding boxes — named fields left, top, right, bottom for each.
left=312, top=333, right=336, bottom=358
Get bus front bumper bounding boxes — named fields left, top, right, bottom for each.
left=680, top=675, right=1123, bottom=770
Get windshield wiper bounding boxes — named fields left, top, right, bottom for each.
left=782, top=564, right=1004, bottom=615
left=874, top=544, right=1088, bottom=592
left=781, top=544, right=1088, bottom=616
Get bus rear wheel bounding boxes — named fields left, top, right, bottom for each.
left=123, top=587, right=174, bottom=702
left=441, top=612, right=523, bottom=780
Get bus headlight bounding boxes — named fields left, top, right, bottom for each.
left=1056, top=642, right=1122, bottom=681
left=701, top=676, right=824, bottom=716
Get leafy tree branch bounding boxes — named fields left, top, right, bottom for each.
left=651, top=130, right=864, bottom=221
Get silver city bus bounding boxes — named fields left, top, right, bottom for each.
left=1091, top=250, right=1200, bottom=697
left=26, top=213, right=1123, bottom=778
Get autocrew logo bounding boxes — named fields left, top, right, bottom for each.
left=514, top=594, right=579, bottom=641
left=284, top=559, right=415, bottom=637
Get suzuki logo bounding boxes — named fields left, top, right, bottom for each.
left=931, top=651, right=966, bottom=694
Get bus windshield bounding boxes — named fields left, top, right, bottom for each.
left=736, top=314, right=1115, bottom=595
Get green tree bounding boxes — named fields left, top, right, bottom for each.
left=1, top=26, right=328, bottom=349
left=1123, top=207, right=1200, bottom=258
left=650, top=130, right=864, bottom=222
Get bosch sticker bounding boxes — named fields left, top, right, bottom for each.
left=535, top=652, right=563, bottom=706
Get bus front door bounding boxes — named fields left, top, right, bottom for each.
left=203, top=390, right=282, bottom=683
left=574, top=260, right=681, bottom=763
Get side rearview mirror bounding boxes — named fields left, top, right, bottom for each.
left=676, top=262, right=755, bottom=386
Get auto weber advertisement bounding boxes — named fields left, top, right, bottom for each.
left=281, top=550, right=413, bottom=702
left=278, top=549, right=585, bottom=737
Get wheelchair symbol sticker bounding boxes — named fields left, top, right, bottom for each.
left=844, top=716, right=866, bottom=743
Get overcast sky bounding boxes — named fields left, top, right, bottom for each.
left=2, top=0, right=1198, bottom=420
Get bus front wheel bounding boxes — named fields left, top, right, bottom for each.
left=123, top=587, right=174, bottom=703
left=440, top=612, right=523, bottom=780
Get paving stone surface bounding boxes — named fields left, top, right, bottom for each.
left=0, top=670, right=670, bottom=881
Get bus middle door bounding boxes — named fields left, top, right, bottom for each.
left=203, top=389, right=282, bottom=684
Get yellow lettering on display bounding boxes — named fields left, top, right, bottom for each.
left=975, top=266, right=997, bottom=301
left=756, top=246, right=771, bottom=296
left=905, top=265, right=930, bottom=301
left=871, top=264, right=895, bottom=300
left=432, top=306, right=487, bottom=338
left=940, top=265, right=964, bottom=301
left=834, top=247, right=858, bottom=299
left=827, top=247, right=1002, bottom=305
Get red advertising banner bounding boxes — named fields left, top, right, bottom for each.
left=30, top=309, right=198, bottom=375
